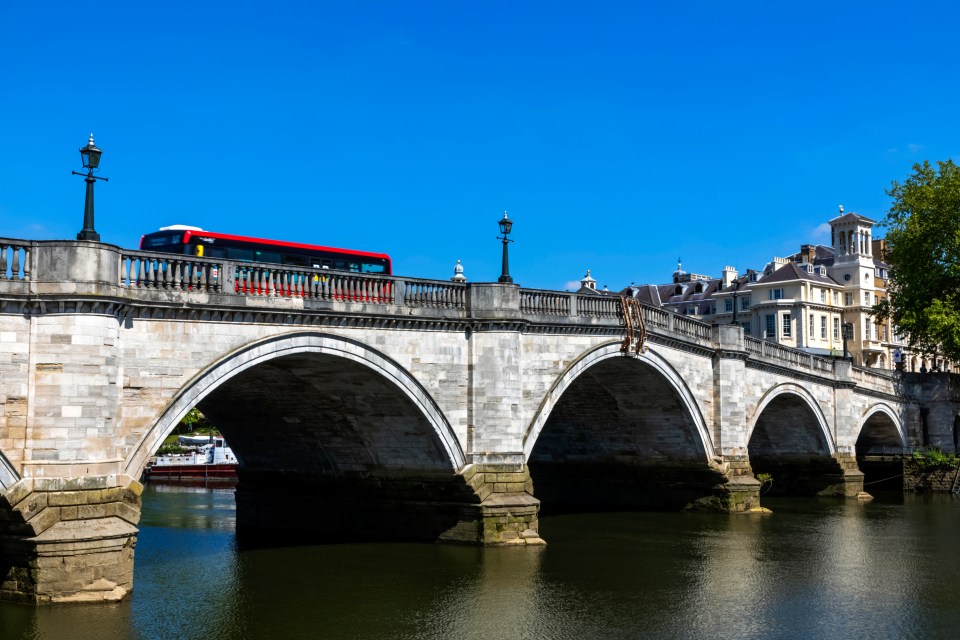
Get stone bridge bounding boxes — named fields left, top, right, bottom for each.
left=0, top=238, right=950, bottom=603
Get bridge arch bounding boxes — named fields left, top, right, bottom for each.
left=523, top=341, right=713, bottom=461
left=124, top=331, right=465, bottom=481
left=747, top=383, right=836, bottom=456
left=856, top=403, right=907, bottom=453
left=0, top=450, right=19, bottom=491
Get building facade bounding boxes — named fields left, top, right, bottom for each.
left=627, top=209, right=905, bottom=369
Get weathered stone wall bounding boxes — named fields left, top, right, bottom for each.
left=903, top=459, right=960, bottom=492
left=0, top=313, right=30, bottom=484
left=0, top=474, right=141, bottom=603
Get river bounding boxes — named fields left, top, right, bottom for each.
left=2, top=484, right=959, bottom=640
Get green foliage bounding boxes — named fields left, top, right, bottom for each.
left=877, top=160, right=960, bottom=362
left=156, top=443, right=184, bottom=455
left=911, top=446, right=960, bottom=470
left=174, top=408, right=213, bottom=434
left=756, top=472, right=773, bottom=495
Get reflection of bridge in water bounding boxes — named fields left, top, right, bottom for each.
left=0, top=238, right=954, bottom=604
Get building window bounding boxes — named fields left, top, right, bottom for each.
left=845, top=292, right=853, bottom=306
left=766, top=314, right=776, bottom=339
left=833, top=317, right=840, bottom=340
left=809, top=314, right=815, bottom=339
left=782, top=314, right=792, bottom=337
left=864, top=291, right=871, bottom=306
left=741, top=321, right=751, bottom=336
left=821, top=316, right=827, bottom=339
left=819, top=288, right=826, bottom=303
left=709, top=303, right=716, bottom=314
left=741, top=296, right=750, bottom=310
left=724, top=299, right=733, bottom=312
left=881, top=324, right=887, bottom=341
left=833, top=291, right=839, bottom=306
left=769, top=288, right=784, bottom=300
left=865, top=318, right=872, bottom=340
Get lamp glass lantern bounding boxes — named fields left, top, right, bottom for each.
left=80, top=136, right=102, bottom=170
left=498, top=213, right=513, bottom=236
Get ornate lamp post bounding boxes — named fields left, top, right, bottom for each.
left=730, top=279, right=741, bottom=325
left=842, top=322, right=853, bottom=360
left=497, top=211, right=514, bottom=284
left=72, top=134, right=108, bottom=241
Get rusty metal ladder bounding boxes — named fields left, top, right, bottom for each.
left=952, top=461, right=960, bottom=494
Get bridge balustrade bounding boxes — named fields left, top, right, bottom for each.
left=120, top=251, right=222, bottom=293
left=673, top=314, right=712, bottom=342
left=745, top=335, right=837, bottom=374
left=519, top=289, right=572, bottom=315
left=642, top=305, right=672, bottom=331
left=4, top=239, right=892, bottom=379
left=0, top=239, right=31, bottom=281
left=401, top=279, right=466, bottom=309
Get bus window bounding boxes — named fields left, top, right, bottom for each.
left=282, top=255, right=308, bottom=267
left=205, top=246, right=226, bottom=259
left=361, top=263, right=385, bottom=274
left=255, top=251, right=281, bottom=264
left=227, top=247, right=255, bottom=261
left=144, top=234, right=182, bottom=248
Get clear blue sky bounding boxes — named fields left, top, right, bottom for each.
left=3, top=2, right=958, bottom=290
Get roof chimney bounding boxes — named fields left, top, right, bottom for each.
left=721, top=266, right=738, bottom=287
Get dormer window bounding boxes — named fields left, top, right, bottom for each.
left=818, top=266, right=826, bottom=276
left=674, top=285, right=683, bottom=295
left=805, top=264, right=814, bottom=274
left=695, top=282, right=704, bottom=293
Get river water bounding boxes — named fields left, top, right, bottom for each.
left=2, top=484, right=960, bottom=640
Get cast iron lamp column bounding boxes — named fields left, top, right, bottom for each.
left=72, top=133, right=108, bottom=241
left=497, top=211, right=514, bottom=284
left=730, top=279, right=741, bottom=325
left=842, top=322, right=853, bottom=361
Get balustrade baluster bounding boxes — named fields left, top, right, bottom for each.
left=0, top=244, right=8, bottom=280
left=11, top=248, right=21, bottom=281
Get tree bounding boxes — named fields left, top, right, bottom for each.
left=876, top=160, right=960, bottom=362
left=174, top=408, right=212, bottom=434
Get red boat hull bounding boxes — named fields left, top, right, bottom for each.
left=145, top=463, right=237, bottom=479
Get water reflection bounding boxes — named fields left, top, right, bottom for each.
left=2, top=489, right=960, bottom=640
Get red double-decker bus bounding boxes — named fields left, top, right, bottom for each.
left=139, top=225, right=392, bottom=275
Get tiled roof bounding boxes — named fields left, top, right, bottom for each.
left=829, top=212, right=877, bottom=225
left=756, top=262, right=839, bottom=286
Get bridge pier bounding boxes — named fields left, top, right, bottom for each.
left=747, top=452, right=866, bottom=497
left=232, top=464, right=543, bottom=547
left=0, top=475, right=141, bottom=604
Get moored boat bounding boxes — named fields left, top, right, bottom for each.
left=145, top=434, right=238, bottom=480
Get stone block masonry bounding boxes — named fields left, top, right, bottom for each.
left=0, top=474, right=141, bottom=603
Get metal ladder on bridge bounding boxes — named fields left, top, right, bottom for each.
left=952, top=461, right=960, bottom=494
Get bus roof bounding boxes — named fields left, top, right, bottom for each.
left=144, top=227, right=391, bottom=261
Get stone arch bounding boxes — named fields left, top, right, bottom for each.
left=747, top=383, right=835, bottom=455
left=523, top=341, right=713, bottom=461
left=524, top=341, right=721, bottom=512
left=856, top=403, right=907, bottom=453
left=0, top=450, right=19, bottom=491
left=123, top=331, right=465, bottom=481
